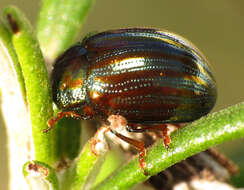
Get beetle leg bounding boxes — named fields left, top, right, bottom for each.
left=110, top=129, right=147, bottom=175
left=126, top=123, right=181, bottom=148
left=162, top=126, right=170, bottom=149
left=43, top=111, right=82, bottom=132
left=89, top=123, right=148, bottom=174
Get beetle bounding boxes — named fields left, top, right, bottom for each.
left=45, top=28, right=217, bottom=174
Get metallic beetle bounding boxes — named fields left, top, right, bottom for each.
left=47, top=28, right=217, bottom=173
left=51, top=28, right=217, bottom=124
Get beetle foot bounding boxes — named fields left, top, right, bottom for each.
left=139, top=148, right=148, bottom=175
left=162, top=125, right=171, bottom=149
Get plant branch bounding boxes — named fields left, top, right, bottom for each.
left=93, top=102, right=244, bottom=190
left=3, top=6, right=57, bottom=165
left=0, top=17, right=30, bottom=190
left=66, top=133, right=109, bottom=190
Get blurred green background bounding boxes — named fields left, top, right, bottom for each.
left=0, top=0, right=243, bottom=189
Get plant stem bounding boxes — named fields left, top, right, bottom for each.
left=0, top=17, right=29, bottom=190
left=3, top=6, right=57, bottom=165
left=93, top=102, right=244, bottom=190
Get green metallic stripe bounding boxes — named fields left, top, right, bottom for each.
left=90, top=53, right=213, bottom=88
left=85, top=28, right=213, bottom=80
left=91, top=53, right=215, bottom=88
left=91, top=76, right=208, bottom=95
left=111, top=95, right=213, bottom=106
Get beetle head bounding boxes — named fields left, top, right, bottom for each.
left=52, top=44, right=89, bottom=111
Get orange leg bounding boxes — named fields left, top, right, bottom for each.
left=110, top=129, right=147, bottom=175
left=43, top=111, right=82, bottom=133
left=162, top=126, right=170, bottom=149
left=90, top=123, right=148, bottom=175
left=126, top=123, right=181, bottom=148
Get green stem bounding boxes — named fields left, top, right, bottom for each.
left=3, top=6, right=57, bottom=165
left=67, top=139, right=108, bottom=190
left=93, top=102, right=244, bottom=190
left=0, top=17, right=29, bottom=190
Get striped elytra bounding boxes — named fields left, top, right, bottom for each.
left=51, top=28, right=217, bottom=124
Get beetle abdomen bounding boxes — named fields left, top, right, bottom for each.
left=83, top=28, right=216, bottom=123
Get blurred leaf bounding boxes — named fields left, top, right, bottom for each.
left=66, top=138, right=108, bottom=190
left=93, top=150, right=123, bottom=187
left=37, top=0, right=94, bottom=64
left=55, top=116, right=82, bottom=160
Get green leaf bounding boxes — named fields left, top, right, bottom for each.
left=93, top=150, right=123, bottom=187
left=0, top=14, right=30, bottom=190
left=23, top=161, right=59, bottom=190
left=55, top=116, right=82, bottom=160
left=65, top=137, right=108, bottom=190
left=93, top=102, right=244, bottom=190
left=3, top=6, right=57, bottom=165
left=0, top=18, right=26, bottom=100
left=37, top=0, right=94, bottom=63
